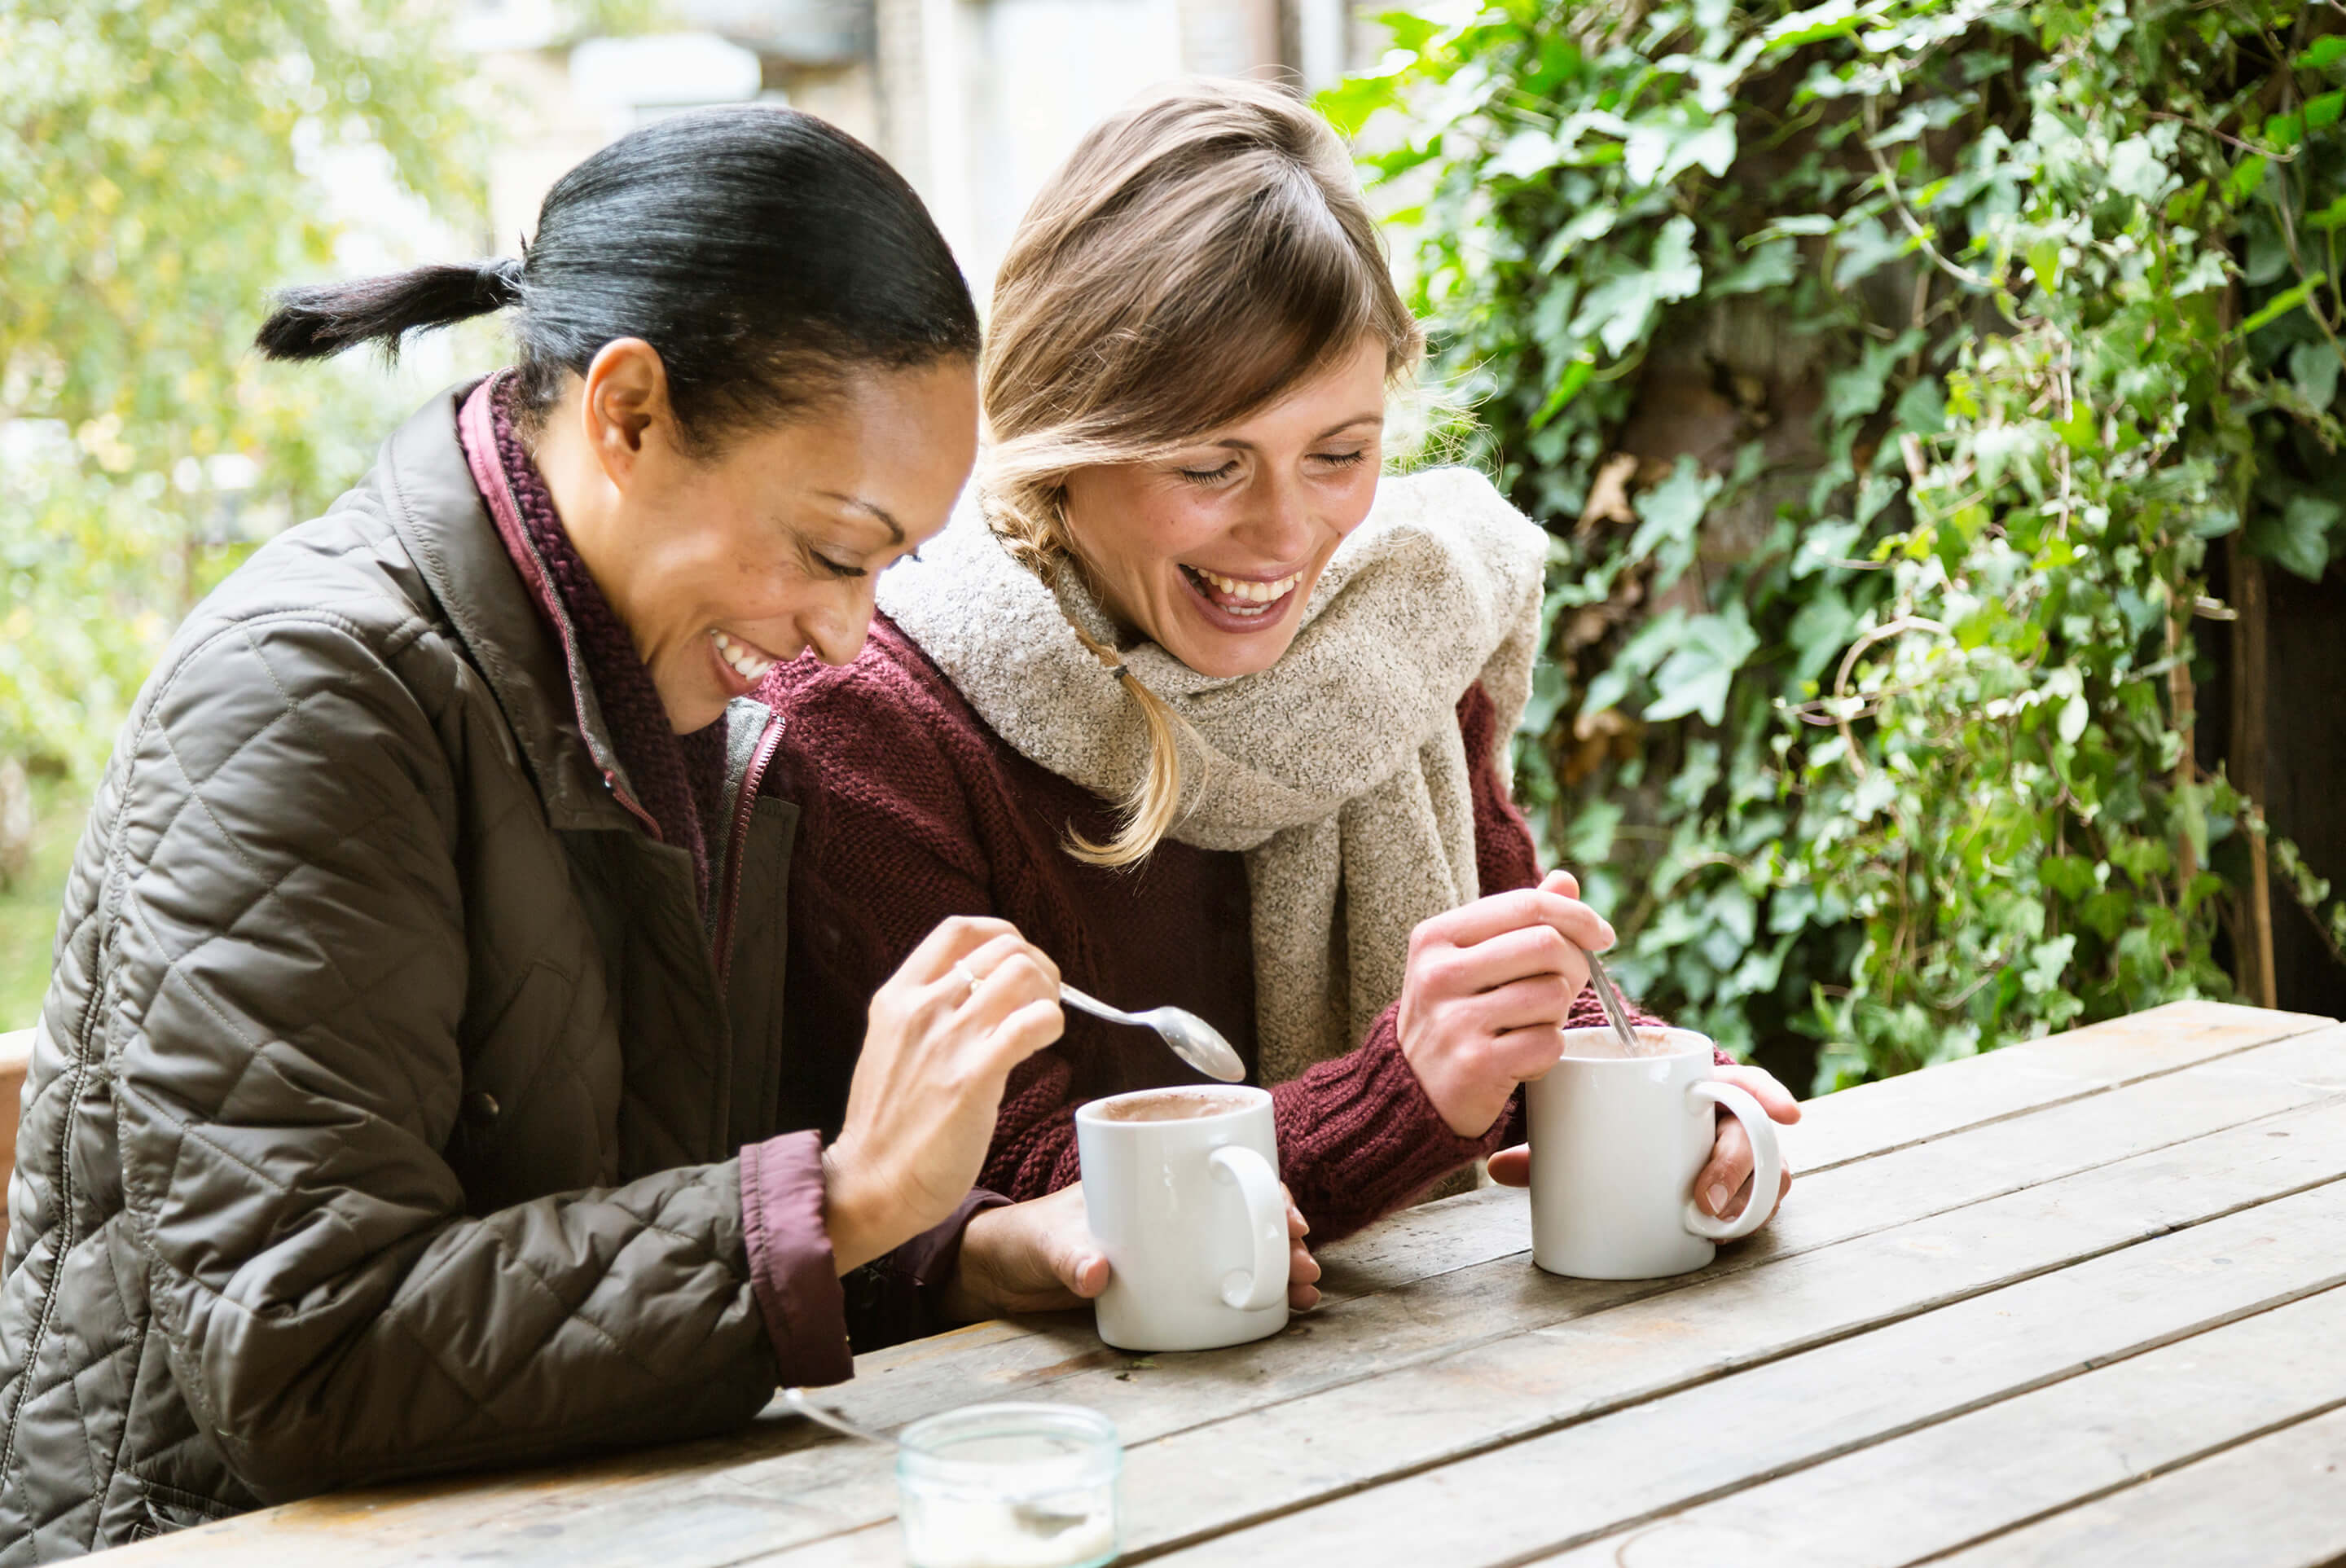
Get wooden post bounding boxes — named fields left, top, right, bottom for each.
left=0, top=1028, right=30, bottom=1256
left=2168, top=602, right=2198, bottom=886
left=2228, top=533, right=2278, bottom=1009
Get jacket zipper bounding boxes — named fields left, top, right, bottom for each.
left=713, top=710, right=784, bottom=986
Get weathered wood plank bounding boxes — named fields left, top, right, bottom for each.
left=1147, top=1177, right=2346, bottom=1566
left=767, top=1058, right=2346, bottom=1566
left=1926, top=1402, right=2346, bottom=1568
left=836, top=1020, right=2346, bottom=1440
left=1021, top=1085, right=2346, bottom=1567
left=1779, top=998, right=2329, bottom=1174
left=121, top=1025, right=2346, bottom=1567
left=1531, top=1281, right=2346, bottom=1568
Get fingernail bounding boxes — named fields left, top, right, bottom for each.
left=1706, top=1183, right=1729, bottom=1215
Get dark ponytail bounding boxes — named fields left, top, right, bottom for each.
left=254, top=107, right=980, bottom=447
left=257, top=259, right=523, bottom=362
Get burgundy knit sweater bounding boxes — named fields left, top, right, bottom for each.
left=764, top=616, right=1667, bottom=1244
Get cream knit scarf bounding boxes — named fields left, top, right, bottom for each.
left=877, top=467, right=1549, bottom=1086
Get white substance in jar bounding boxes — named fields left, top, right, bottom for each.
left=895, top=1403, right=1122, bottom=1568
left=899, top=1488, right=1118, bottom=1568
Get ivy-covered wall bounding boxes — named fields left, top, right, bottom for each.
left=1329, top=0, right=2346, bottom=1091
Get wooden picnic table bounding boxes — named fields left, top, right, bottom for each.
left=116, top=998, right=2346, bottom=1566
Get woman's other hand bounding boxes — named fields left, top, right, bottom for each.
left=1397, top=870, right=1614, bottom=1138
left=1484, top=1062, right=1802, bottom=1228
left=1691, top=1063, right=1800, bottom=1223
left=824, top=916, right=1065, bottom=1272
left=947, top=1182, right=1321, bottom=1321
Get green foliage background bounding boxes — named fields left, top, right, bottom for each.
left=1331, top=0, right=2346, bottom=1090
left=0, top=0, right=516, bottom=1023
left=1, top=0, right=491, bottom=793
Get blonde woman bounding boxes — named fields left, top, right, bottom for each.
left=765, top=81, right=1795, bottom=1294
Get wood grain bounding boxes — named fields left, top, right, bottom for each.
left=1923, top=1400, right=2346, bottom=1568
left=1153, top=1176, right=2346, bottom=1566
left=1533, top=1282, right=2346, bottom=1568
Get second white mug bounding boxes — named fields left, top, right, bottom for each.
left=1526, top=1026, right=1783, bottom=1280
left=1076, top=1085, right=1289, bottom=1353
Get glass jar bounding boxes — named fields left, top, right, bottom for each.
left=894, top=1403, right=1122, bottom=1568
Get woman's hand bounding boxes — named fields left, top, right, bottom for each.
left=1398, top=870, right=1615, bottom=1138
left=824, top=916, right=1065, bottom=1272
left=1691, top=1063, right=1801, bottom=1222
left=947, top=1182, right=1322, bottom=1322
left=1485, top=1062, right=1802, bottom=1227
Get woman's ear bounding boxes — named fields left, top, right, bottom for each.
left=578, top=337, right=674, bottom=489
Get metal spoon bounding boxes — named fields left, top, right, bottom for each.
left=783, top=1387, right=897, bottom=1447
left=1579, top=945, right=1645, bottom=1055
left=1059, top=984, right=1248, bottom=1083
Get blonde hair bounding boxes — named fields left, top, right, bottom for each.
left=981, top=77, right=1426, bottom=866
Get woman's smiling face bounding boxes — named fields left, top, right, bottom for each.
left=542, top=339, right=978, bottom=733
left=1057, top=336, right=1387, bottom=679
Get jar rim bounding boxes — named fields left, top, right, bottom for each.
left=895, top=1402, right=1122, bottom=1490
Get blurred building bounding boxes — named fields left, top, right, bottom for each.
left=457, top=0, right=1377, bottom=296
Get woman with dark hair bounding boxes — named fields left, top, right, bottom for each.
left=0, top=107, right=1149, bottom=1557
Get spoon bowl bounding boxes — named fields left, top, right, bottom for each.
left=1059, top=985, right=1247, bottom=1083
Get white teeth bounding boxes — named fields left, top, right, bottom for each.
left=710, top=630, right=774, bottom=681
left=1193, top=567, right=1302, bottom=605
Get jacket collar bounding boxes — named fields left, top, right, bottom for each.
left=372, top=382, right=639, bottom=833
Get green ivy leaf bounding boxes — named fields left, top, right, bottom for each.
left=1786, top=586, right=1858, bottom=684
left=1823, top=334, right=1914, bottom=423
left=1833, top=214, right=1912, bottom=288
left=2291, top=341, right=2344, bottom=411
left=1891, top=376, right=1948, bottom=435
left=1569, top=215, right=1702, bottom=356
left=2226, top=154, right=2270, bottom=204
left=1628, top=456, right=1724, bottom=587
left=1643, top=607, right=1760, bottom=726
left=2107, top=136, right=2177, bottom=203
left=2250, top=494, right=2343, bottom=580
left=2309, top=90, right=2346, bottom=131
left=2039, top=855, right=2097, bottom=901
left=1714, top=236, right=1799, bottom=294
left=2298, top=36, right=2346, bottom=71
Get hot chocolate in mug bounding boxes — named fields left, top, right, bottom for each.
left=1526, top=1026, right=1783, bottom=1280
left=1075, top=1085, right=1289, bottom=1352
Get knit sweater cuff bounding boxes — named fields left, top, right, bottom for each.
left=740, top=1131, right=854, bottom=1389
left=1274, top=1004, right=1498, bottom=1241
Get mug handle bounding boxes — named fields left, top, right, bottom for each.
left=1208, top=1144, right=1288, bottom=1311
left=1681, top=1080, right=1784, bottom=1242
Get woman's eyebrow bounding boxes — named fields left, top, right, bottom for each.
left=815, top=490, right=907, bottom=544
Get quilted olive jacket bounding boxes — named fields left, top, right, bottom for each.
left=0, top=389, right=820, bottom=1555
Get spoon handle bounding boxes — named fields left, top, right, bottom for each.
left=1059, top=983, right=1136, bottom=1027
left=782, top=1387, right=895, bottom=1449
left=1584, top=947, right=1641, bottom=1052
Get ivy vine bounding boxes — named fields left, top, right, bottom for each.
left=1329, top=0, right=2346, bottom=1088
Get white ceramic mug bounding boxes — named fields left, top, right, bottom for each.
left=1526, top=1026, right=1783, bottom=1280
left=1075, top=1086, right=1289, bottom=1352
